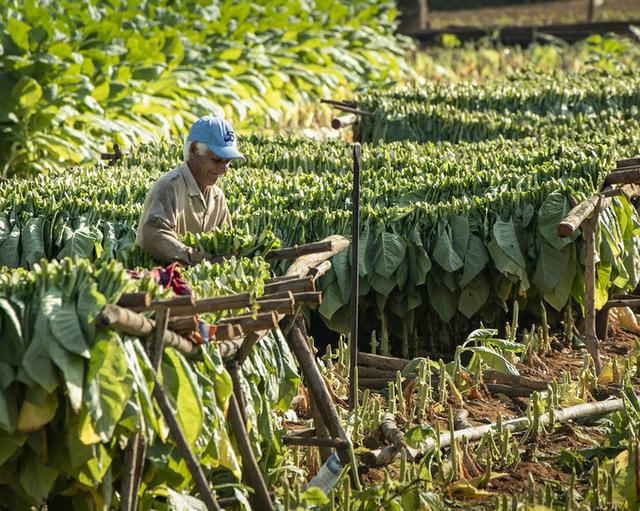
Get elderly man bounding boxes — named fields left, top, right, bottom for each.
left=136, top=116, right=243, bottom=264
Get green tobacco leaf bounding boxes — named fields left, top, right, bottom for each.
left=0, top=224, right=21, bottom=268
left=42, top=289, right=90, bottom=358
left=460, top=234, right=489, bottom=287
left=458, top=274, right=489, bottom=318
left=488, top=239, right=530, bottom=292
left=21, top=311, right=59, bottom=394
left=163, top=349, right=203, bottom=449
left=57, top=226, right=103, bottom=260
left=538, top=192, right=576, bottom=249
left=433, top=228, right=463, bottom=272
left=463, top=346, right=519, bottom=376
left=493, top=218, right=526, bottom=269
left=533, top=241, right=571, bottom=292
left=7, top=19, right=31, bottom=51
left=543, top=244, right=577, bottom=311
left=427, top=274, right=457, bottom=322
left=372, top=232, right=406, bottom=277
left=0, top=298, right=24, bottom=365
left=450, top=215, right=470, bottom=259
left=333, top=247, right=351, bottom=302
left=19, top=449, right=58, bottom=505
left=12, top=76, right=42, bottom=108
left=318, top=281, right=346, bottom=320
left=20, top=216, right=45, bottom=268
left=369, top=271, right=396, bottom=297
left=84, top=334, right=134, bottom=442
left=407, top=243, right=431, bottom=287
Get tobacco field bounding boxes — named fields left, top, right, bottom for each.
left=1, top=1, right=640, bottom=510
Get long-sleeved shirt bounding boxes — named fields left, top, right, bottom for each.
left=136, top=162, right=232, bottom=264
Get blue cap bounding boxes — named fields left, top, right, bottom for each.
left=187, top=116, right=244, bottom=160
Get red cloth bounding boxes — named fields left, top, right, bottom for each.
left=128, top=262, right=193, bottom=296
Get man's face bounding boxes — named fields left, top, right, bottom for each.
left=189, top=144, right=232, bottom=188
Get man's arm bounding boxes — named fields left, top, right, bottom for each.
left=137, top=183, right=209, bottom=265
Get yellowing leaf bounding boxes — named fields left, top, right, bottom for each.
left=17, top=392, right=58, bottom=433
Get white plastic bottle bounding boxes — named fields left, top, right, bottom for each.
left=305, top=452, right=342, bottom=494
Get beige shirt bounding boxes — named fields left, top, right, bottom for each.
left=136, top=162, right=232, bottom=264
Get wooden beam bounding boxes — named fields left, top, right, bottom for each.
left=127, top=294, right=194, bottom=313
left=162, top=293, right=253, bottom=318
left=219, top=312, right=279, bottom=333
left=262, top=276, right=315, bottom=295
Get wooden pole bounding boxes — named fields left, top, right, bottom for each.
left=349, top=143, right=361, bottom=410
left=583, top=215, right=602, bottom=375
left=151, top=371, right=222, bottom=511
left=587, top=0, right=596, bottom=22
left=159, top=293, right=253, bottom=318
left=97, top=305, right=200, bottom=358
left=227, top=394, right=275, bottom=511
left=331, top=114, right=357, bottom=129
left=285, top=320, right=360, bottom=489
left=262, top=277, right=315, bottom=295
left=266, top=241, right=335, bottom=261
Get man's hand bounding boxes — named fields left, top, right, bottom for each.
left=187, top=249, right=213, bottom=265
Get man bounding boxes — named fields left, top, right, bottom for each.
left=136, top=116, right=244, bottom=264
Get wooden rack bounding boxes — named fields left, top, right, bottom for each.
left=558, top=157, right=640, bottom=375
left=104, top=236, right=355, bottom=510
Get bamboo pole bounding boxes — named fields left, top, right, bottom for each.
left=212, top=324, right=243, bottom=341
left=331, top=114, right=357, bottom=129
left=603, top=168, right=640, bottom=186
left=97, top=305, right=199, bottom=358
left=363, top=398, right=625, bottom=467
left=261, top=291, right=322, bottom=305
left=307, top=260, right=332, bottom=281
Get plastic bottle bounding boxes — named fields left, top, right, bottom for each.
left=305, top=452, right=342, bottom=494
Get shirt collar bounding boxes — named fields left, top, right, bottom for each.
left=180, top=162, right=203, bottom=198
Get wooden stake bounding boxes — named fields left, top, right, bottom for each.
left=227, top=394, right=275, bottom=511
left=349, top=143, right=361, bottom=410
left=583, top=215, right=602, bottom=375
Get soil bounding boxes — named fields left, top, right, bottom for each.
left=356, top=323, right=639, bottom=502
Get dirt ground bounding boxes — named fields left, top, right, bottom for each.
left=359, top=322, right=639, bottom=500
left=425, top=0, right=640, bottom=29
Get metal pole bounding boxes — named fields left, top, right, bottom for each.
left=349, top=144, right=361, bottom=410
